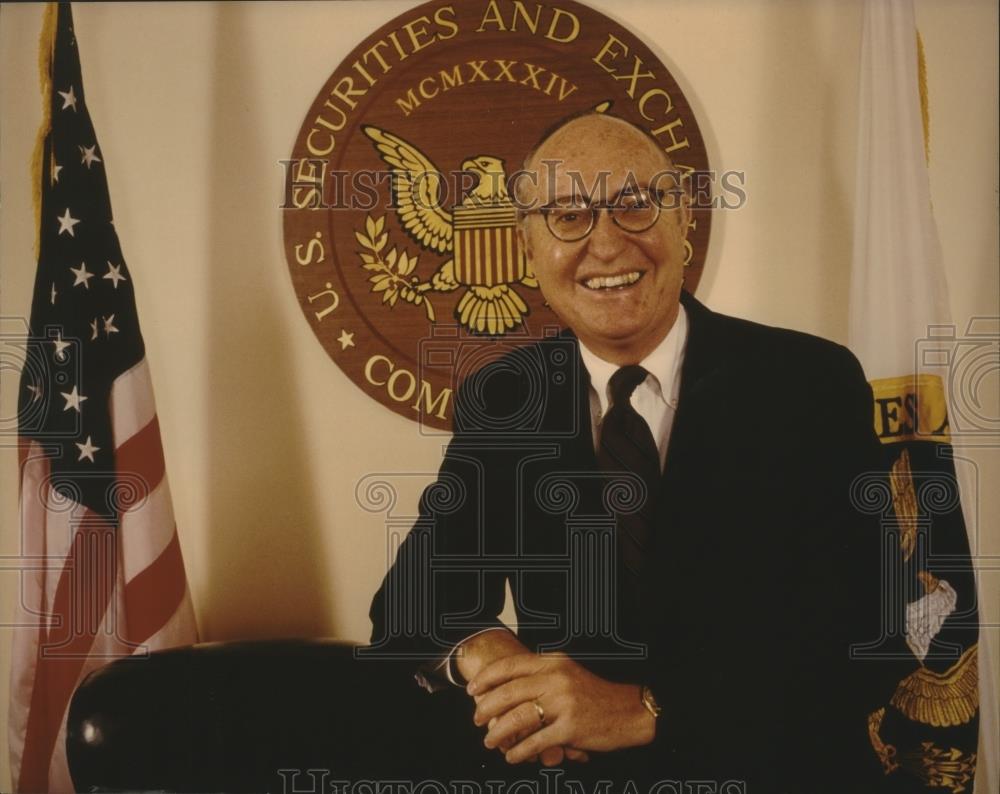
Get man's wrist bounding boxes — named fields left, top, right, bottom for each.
left=445, top=628, right=512, bottom=686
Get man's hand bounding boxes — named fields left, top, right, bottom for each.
left=454, top=632, right=590, bottom=766
left=468, top=652, right=655, bottom=764
left=453, top=629, right=529, bottom=684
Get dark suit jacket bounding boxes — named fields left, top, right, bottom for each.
left=370, top=292, right=913, bottom=792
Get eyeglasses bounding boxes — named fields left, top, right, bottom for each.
left=520, top=188, right=681, bottom=243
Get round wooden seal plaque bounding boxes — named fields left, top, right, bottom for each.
left=283, top=0, right=710, bottom=430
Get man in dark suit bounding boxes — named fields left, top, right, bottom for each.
left=370, top=112, right=911, bottom=791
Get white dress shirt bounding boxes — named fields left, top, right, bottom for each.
left=578, top=304, right=688, bottom=470
left=427, top=307, right=690, bottom=689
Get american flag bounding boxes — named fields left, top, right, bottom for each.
left=9, top=5, right=198, bottom=791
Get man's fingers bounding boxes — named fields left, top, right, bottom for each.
left=483, top=701, right=585, bottom=767
left=473, top=677, right=541, bottom=726
left=489, top=715, right=532, bottom=755
left=484, top=700, right=544, bottom=750
left=504, top=724, right=564, bottom=765
left=467, top=653, right=542, bottom=696
left=539, top=746, right=565, bottom=767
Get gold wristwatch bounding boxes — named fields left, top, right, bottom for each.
left=640, top=684, right=662, bottom=719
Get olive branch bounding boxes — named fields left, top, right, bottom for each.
left=356, top=214, right=436, bottom=322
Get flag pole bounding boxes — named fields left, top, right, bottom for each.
left=31, top=2, right=57, bottom=255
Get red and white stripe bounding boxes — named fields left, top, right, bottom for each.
left=9, top=358, right=197, bottom=793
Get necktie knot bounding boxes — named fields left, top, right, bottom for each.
left=608, top=365, right=649, bottom=408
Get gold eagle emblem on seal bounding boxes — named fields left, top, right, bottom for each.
left=357, top=125, right=538, bottom=335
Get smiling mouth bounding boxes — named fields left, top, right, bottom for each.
left=582, top=271, right=644, bottom=290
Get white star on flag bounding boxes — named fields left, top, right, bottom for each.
left=51, top=158, right=62, bottom=184
left=57, top=85, right=77, bottom=111
left=26, top=383, right=43, bottom=402
left=103, top=262, right=127, bottom=288
left=60, top=385, right=88, bottom=413
left=52, top=332, right=71, bottom=361
left=57, top=208, right=80, bottom=237
left=90, top=318, right=99, bottom=340
left=70, top=261, right=94, bottom=289
left=103, top=314, right=119, bottom=336
left=50, top=284, right=57, bottom=305
left=75, top=436, right=100, bottom=462
left=80, top=144, right=101, bottom=169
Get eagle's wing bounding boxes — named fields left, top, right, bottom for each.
left=363, top=125, right=452, bottom=254
left=904, top=578, right=958, bottom=661
left=430, top=259, right=459, bottom=291
left=890, top=644, right=978, bottom=727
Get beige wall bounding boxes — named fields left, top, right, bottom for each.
left=1, top=1, right=996, bottom=791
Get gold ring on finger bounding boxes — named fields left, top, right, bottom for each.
left=533, top=700, right=546, bottom=726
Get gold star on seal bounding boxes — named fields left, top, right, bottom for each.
left=337, top=329, right=355, bottom=350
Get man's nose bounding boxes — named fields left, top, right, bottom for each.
left=586, top=210, right=629, bottom=261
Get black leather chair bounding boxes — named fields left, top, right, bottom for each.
left=66, top=640, right=509, bottom=792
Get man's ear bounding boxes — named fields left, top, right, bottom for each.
left=676, top=188, right=693, bottom=233
left=682, top=191, right=693, bottom=231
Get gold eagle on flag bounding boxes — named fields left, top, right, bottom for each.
left=362, top=125, right=538, bottom=335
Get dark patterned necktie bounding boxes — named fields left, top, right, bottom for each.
left=596, top=365, right=660, bottom=638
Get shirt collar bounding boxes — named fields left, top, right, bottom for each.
left=578, top=304, right=688, bottom=416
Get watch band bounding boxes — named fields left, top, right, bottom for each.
left=640, top=684, right=662, bottom=719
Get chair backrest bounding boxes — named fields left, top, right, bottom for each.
left=67, top=639, right=489, bottom=791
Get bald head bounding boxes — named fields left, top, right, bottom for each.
left=527, top=112, right=674, bottom=172
left=515, top=113, right=681, bottom=208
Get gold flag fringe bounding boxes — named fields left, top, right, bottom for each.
left=31, top=2, right=58, bottom=257
left=917, top=30, right=930, bottom=163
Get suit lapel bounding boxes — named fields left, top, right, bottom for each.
left=544, top=330, right=598, bottom=472
left=674, top=291, right=730, bottom=416
left=642, top=292, right=734, bottom=634
left=660, top=290, right=732, bottom=480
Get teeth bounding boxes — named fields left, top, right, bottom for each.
left=584, top=271, right=642, bottom=290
